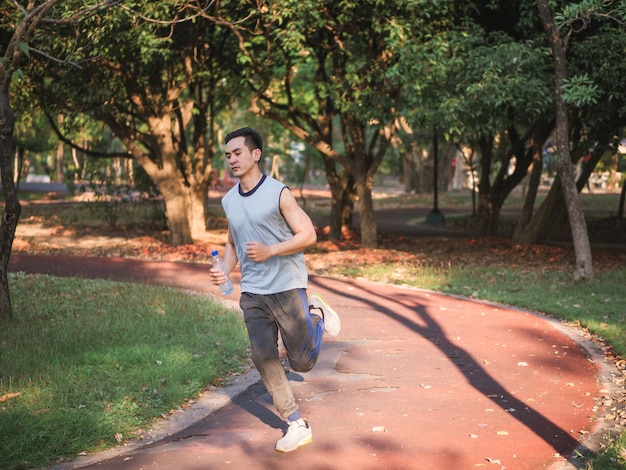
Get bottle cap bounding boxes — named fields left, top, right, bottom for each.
left=211, top=250, right=218, bottom=256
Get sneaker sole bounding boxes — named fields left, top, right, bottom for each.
left=275, top=435, right=313, bottom=453
left=309, top=293, right=341, bottom=336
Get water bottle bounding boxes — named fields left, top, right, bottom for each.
left=211, top=250, right=234, bottom=295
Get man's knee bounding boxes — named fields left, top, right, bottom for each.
left=288, top=356, right=317, bottom=373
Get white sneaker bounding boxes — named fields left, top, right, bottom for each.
left=275, top=419, right=312, bottom=452
left=309, top=293, right=341, bottom=337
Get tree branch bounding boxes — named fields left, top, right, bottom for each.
left=45, top=112, right=134, bottom=160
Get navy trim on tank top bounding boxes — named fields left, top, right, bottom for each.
left=239, top=174, right=267, bottom=197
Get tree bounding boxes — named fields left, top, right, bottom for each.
left=409, top=3, right=557, bottom=239
left=536, top=0, right=626, bottom=280
left=214, top=0, right=454, bottom=247
left=0, top=0, right=73, bottom=319
left=31, top=0, right=237, bottom=245
left=512, top=2, right=626, bottom=247
left=537, top=0, right=592, bottom=280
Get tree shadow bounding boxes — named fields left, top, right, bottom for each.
left=311, top=276, right=587, bottom=457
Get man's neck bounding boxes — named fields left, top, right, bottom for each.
left=239, top=168, right=264, bottom=193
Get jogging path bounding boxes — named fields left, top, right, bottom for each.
left=9, top=255, right=617, bottom=470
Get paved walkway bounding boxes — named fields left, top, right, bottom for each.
left=9, top=255, right=617, bottom=470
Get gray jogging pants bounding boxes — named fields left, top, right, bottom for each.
left=239, top=289, right=324, bottom=420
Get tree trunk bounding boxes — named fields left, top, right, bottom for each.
left=161, top=192, right=193, bottom=246
left=476, top=136, right=498, bottom=236
left=403, top=143, right=429, bottom=194
left=0, top=90, right=20, bottom=319
left=188, top=180, right=209, bottom=239
left=327, top=186, right=342, bottom=243
left=339, top=181, right=355, bottom=232
left=512, top=177, right=568, bottom=245
left=138, top=162, right=194, bottom=247
left=476, top=192, right=496, bottom=236
left=619, top=178, right=625, bottom=219
left=326, top=173, right=354, bottom=243
left=355, top=174, right=377, bottom=248
left=107, top=113, right=199, bottom=246
left=512, top=155, right=543, bottom=243
left=538, top=0, right=593, bottom=281
left=318, top=146, right=354, bottom=243
left=402, top=147, right=419, bottom=193
left=55, top=114, right=64, bottom=182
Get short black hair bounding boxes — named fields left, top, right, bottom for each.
left=225, top=127, right=263, bottom=153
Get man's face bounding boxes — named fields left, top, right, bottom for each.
left=225, top=136, right=260, bottom=178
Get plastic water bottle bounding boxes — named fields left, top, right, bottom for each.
left=211, top=250, right=234, bottom=295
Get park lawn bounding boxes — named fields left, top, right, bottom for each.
left=0, top=274, right=249, bottom=470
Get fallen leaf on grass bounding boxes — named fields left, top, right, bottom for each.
left=0, top=392, right=20, bottom=403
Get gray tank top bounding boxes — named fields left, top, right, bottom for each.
left=221, top=175, right=308, bottom=294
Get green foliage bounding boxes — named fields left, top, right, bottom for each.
left=230, top=0, right=456, bottom=141
left=13, top=112, right=58, bottom=158
left=568, top=27, right=626, bottom=138
left=562, top=73, right=600, bottom=106
left=0, top=273, right=249, bottom=470
left=555, top=0, right=605, bottom=28
left=408, top=13, right=554, bottom=140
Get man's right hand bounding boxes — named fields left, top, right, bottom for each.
left=209, top=267, right=227, bottom=286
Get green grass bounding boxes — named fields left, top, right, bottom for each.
left=0, top=273, right=248, bottom=470
left=583, top=432, right=626, bottom=469
left=21, top=200, right=166, bottom=231
left=372, top=188, right=622, bottom=215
